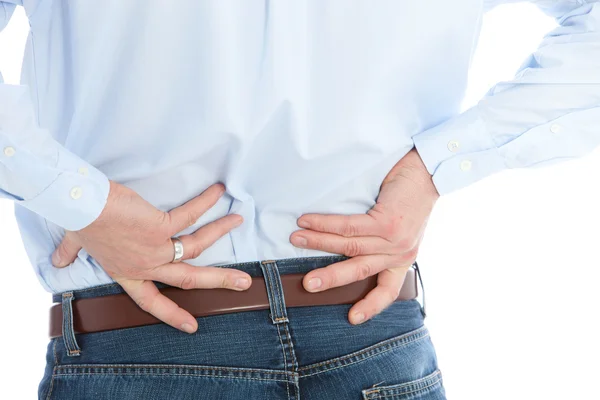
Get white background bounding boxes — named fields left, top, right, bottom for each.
left=1, top=4, right=599, bottom=399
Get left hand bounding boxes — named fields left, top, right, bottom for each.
left=290, top=148, right=439, bottom=325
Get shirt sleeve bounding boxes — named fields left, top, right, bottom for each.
left=1, top=1, right=110, bottom=231
left=412, top=0, right=600, bottom=195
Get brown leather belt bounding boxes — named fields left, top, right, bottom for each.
left=49, top=269, right=418, bottom=338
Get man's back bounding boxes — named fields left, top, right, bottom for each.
left=8, top=0, right=483, bottom=293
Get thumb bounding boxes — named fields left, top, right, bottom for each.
left=52, top=232, right=82, bottom=268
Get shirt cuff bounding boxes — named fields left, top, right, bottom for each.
left=412, top=106, right=508, bottom=195
left=16, top=146, right=110, bottom=232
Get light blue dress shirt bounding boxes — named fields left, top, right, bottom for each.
left=1, top=1, right=599, bottom=294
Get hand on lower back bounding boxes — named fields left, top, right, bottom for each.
left=51, top=181, right=251, bottom=334
left=290, top=148, right=439, bottom=324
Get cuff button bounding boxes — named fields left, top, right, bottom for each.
left=460, top=160, right=472, bottom=171
left=3, top=146, right=15, bottom=157
left=70, top=186, right=83, bottom=200
left=447, top=140, right=460, bottom=152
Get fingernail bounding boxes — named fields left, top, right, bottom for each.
left=291, top=235, right=307, bottom=247
left=306, top=277, right=322, bottom=291
left=51, top=252, right=62, bottom=267
left=298, top=219, right=310, bottom=228
left=234, top=278, right=250, bottom=289
left=353, top=313, right=366, bottom=324
left=181, top=323, right=196, bottom=334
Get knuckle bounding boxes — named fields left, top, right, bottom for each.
left=355, top=263, right=372, bottom=281
left=340, top=222, right=358, bottom=237
left=187, top=212, right=199, bottom=228
left=189, top=243, right=204, bottom=260
left=221, top=273, right=230, bottom=289
left=385, top=288, right=399, bottom=304
left=180, top=274, right=196, bottom=290
left=309, top=219, right=325, bottom=232
left=135, top=294, right=156, bottom=313
left=321, top=271, right=337, bottom=288
left=310, top=237, right=323, bottom=250
left=57, top=244, right=70, bottom=260
left=160, top=211, right=172, bottom=229
left=343, top=240, right=363, bottom=257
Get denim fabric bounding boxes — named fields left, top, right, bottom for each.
left=38, top=255, right=446, bottom=399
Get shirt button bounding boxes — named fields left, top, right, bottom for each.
left=460, top=160, right=472, bottom=171
left=78, top=167, right=89, bottom=176
left=3, top=146, right=16, bottom=157
left=550, top=123, right=561, bottom=134
left=447, top=140, right=460, bottom=152
left=70, top=187, right=83, bottom=200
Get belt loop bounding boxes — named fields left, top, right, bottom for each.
left=259, top=261, right=289, bottom=325
left=61, top=292, right=81, bottom=357
left=413, top=261, right=427, bottom=318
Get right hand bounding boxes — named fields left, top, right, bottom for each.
left=51, top=181, right=251, bottom=334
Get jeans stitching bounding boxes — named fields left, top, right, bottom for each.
left=61, top=292, right=81, bottom=356
left=266, top=264, right=279, bottom=317
left=46, top=366, right=56, bottom=400
left=279, top=324, right=292, bottom=400
left=283, top=323, right=300, bottom=400
left=264, top=263, right=279, bottom=323
left=370, top=377, right=441, bottom=399
left=364, top=370, right=441, bottom=395
left=276, top=325, right=290, bottom=400
left=298, top=327, right=429, bottom=377
left=275, top=324, right=290, bottom=399
left=51, top=372, right=292, bottom=383
left=299, top=333, right=429, bottom=379
left=364, top=371, right=443, bottom=399
left=266, top=264, right=278, bottom=317
left=274, top=268, right=288, bottom=323
left=265, top=262, right=291, bottom=399
left=263, top=261, right=296, bottom=399
left=273, top=261, right=297, bottom=399
left=52, top=338, right=58, bottom=365
left=283, top=323, right=298, bottom=371
left=299, top=325, right=426, bottom=371
left=54, top=364, right=293, bottom=376
left=45, top=340, right=58, bottom=400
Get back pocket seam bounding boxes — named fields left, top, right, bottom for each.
left=52, top=364, right=294, bottom=383
left=362, top=369, right=442, bottom=399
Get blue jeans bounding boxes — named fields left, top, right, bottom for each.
left=38, top=255, right=446, bottom=399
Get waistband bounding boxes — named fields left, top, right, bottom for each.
left=51, top=255, right=353, bottom=303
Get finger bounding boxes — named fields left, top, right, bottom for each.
left=348, top=266, right=410, bottom=325
left=118, top=278, right=199, bottom=334
left=302, top=255, right=391, bottom=292
left=297, top=213, right=382, bottom=237
left=52, top=233, right=83, bottom=268
left=173, top=214, right=243, bottom=261
left=290, top=230, right=391, bottom=257
left=165, top=183, right=226, bottom=236
left=148, top=263, right=252, bottom=291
